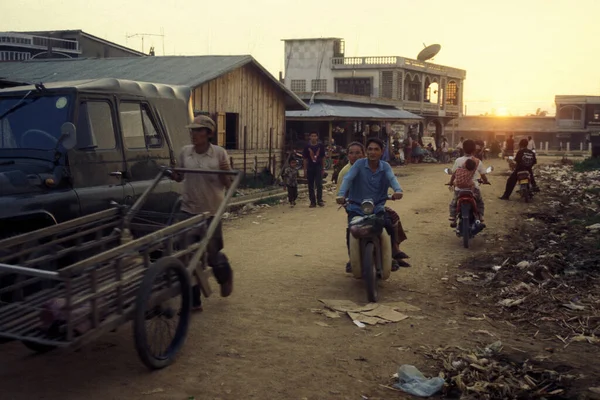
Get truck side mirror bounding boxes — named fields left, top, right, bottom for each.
left=58, top=122, right=77, bottom=150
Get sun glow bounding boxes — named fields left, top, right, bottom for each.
left=496, top=107, right=509, bottom=116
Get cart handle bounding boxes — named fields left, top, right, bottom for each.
left=0, top=263, right=61, bottom=280
left=123, top=168, right=241, bottom=230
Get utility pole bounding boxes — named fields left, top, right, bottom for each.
left=126, top=29, right=166, bottom=55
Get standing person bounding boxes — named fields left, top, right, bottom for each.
left=171, top=115, right=234, bottom=311
left=282, top=159, right=299, bottom=207
left=302, top=131, right=326, bottom=208
left=505, top=134, right=515, bottom=157
left=403, top=135, right=412, bottom=164
left=527, top=136, right=536, bottom=151
left=456, top=137, right=465, bottom=157
left=500, top=139, right=538, bottom=200
left=440, top=137, right=450, bottom=163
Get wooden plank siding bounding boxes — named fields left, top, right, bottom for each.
left=190, top=63, right=288, bottom=173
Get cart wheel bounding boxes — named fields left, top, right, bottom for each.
left=133, top=257, right=191, bottom=370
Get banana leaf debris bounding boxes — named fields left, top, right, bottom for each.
left=411, top=341, right=575, bottom=399
left=457, top=164, right=600, bottom=343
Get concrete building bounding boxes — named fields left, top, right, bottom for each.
left=281, top=37, right=467, bottom=141
left=0, top=30, right=145, bottom=62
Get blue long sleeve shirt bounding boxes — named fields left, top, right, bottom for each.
left=337, top=158, right=402, bottom=215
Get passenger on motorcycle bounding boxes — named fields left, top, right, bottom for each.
left=336, top=138, right=405, bottom=273
left=448, top=139, right=490, bottom=227
left=500, top=139, right=538, bottom=200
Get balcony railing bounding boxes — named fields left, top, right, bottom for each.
left=331, top=56, right=466, bottom=79
left=557, top=119, right=584, bottom=129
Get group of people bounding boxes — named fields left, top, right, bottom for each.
left=174, top=116, right=541, bottom=309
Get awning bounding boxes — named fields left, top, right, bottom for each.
left=286, top=102, right=422, bottom=121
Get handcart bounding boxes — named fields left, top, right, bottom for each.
left=0, top=167, right=241, bottom=370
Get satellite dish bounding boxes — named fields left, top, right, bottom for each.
left=417, top=44, right=441, bottom=62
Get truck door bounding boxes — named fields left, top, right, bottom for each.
left=70, top=98, right=127, bottom=216
left=118, top=100, right=177, bottom=218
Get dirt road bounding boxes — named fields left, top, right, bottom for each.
left=0, top=159, right=564, bottom=400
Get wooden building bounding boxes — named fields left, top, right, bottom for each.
left=0, top=55, right=307, bottom=172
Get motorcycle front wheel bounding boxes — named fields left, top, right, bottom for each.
left=362, top=242, right=378, bottom=303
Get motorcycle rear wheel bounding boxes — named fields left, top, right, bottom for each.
left=461, top=204, right=471, bottom=249
left=362, top=242, right=378, bottom=303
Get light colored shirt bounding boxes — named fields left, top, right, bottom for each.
left=451, top=155, right=486, bottom=191
left=337, top=158, right=402, bottom=215
left=178, top=144, right=231, bottom=215
left=336, top=163, right=352, bottom=195
left=527, top=139, right=536, bottom=150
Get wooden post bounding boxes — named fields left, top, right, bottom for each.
left=328, top=121, right=333, bottom=168
left=545, top=142, right=549, bottom=152
left=243, top=126, right=247, bottom=175
left=269, top=127, right=273, bottom=177
left=580, top=142, right=584, bottom=151
left=567, top=142, right=570, bottom=152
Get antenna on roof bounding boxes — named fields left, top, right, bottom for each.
left=126, top=29, right=166, bottom=56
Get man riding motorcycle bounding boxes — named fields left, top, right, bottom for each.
left=337, top=141, right=410, bottom=272
left=336, top=138, right=405, bottom=273
left=500, top=138, right=539, bottom=200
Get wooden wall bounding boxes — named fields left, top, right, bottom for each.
left=191, top=63, right=287, bottom=153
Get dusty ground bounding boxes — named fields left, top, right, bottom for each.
left=1, top=158, right=595, bottom=400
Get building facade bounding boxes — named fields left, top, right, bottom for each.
left=555, top=95, right=599, bottom=156
left=0, top=30, right=145, bottom=62
left=282, top=37, right=467, bottom=140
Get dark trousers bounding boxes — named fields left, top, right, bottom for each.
left=502, top=167, right=536, bottom=198
left=306, top=167, right=323, bottom=204
left=181, top=213, right=232, bottom=307
left=287, top=185, right=298, bottom=203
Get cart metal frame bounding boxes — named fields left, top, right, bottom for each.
left=0, top=167, right=242, bottom=369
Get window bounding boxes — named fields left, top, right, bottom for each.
left=119, top=102, right=163, bottom=149
left=77, top=101, right=116, bottom=150
left=311, top=79, right=327, bottom=92
left=335, top=78, right=372, bottom=96
left=558, top=106, right=582, bottom=120
left=447, top=81, right=458, bottom=105
left=380, top=71, right=393, bottom=99
left=291, top=79, right=306, bottom=92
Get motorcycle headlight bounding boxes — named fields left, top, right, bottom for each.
left=361, top=200, right=375, bottom=215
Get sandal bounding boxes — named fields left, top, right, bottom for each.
left=393, top=251, right=410, bottom=260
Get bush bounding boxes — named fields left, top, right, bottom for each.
left=573, top=157, right=600, bottom=172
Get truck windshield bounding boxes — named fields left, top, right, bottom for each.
left=0, top=94, right=72, bottom=150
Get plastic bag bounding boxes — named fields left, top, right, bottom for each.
left=393, top=365, right=445, bottom=397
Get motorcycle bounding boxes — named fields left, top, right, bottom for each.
left=444, top=166, right=493, bottom=249
left=344, top=197, right=394, bottom=302
left=507, top=156, right=516, bottom=172
left=516, top=170, right=534, bottom=202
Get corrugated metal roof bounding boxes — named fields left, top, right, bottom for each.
left=0, top=56, right=307, bottom=110
left=286, top=102, right=423, bottom=120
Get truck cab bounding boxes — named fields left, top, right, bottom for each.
left=0, top=78, right=193, bottom=238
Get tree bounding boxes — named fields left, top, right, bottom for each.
left=535, top=108, right=548, bottom=117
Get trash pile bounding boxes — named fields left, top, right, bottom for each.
left=458, top=163, right=600, bottom=342
left=416, top=341, right=573, bottom=399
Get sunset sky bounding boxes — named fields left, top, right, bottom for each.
left=4, top=0, right=599, bottom=116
